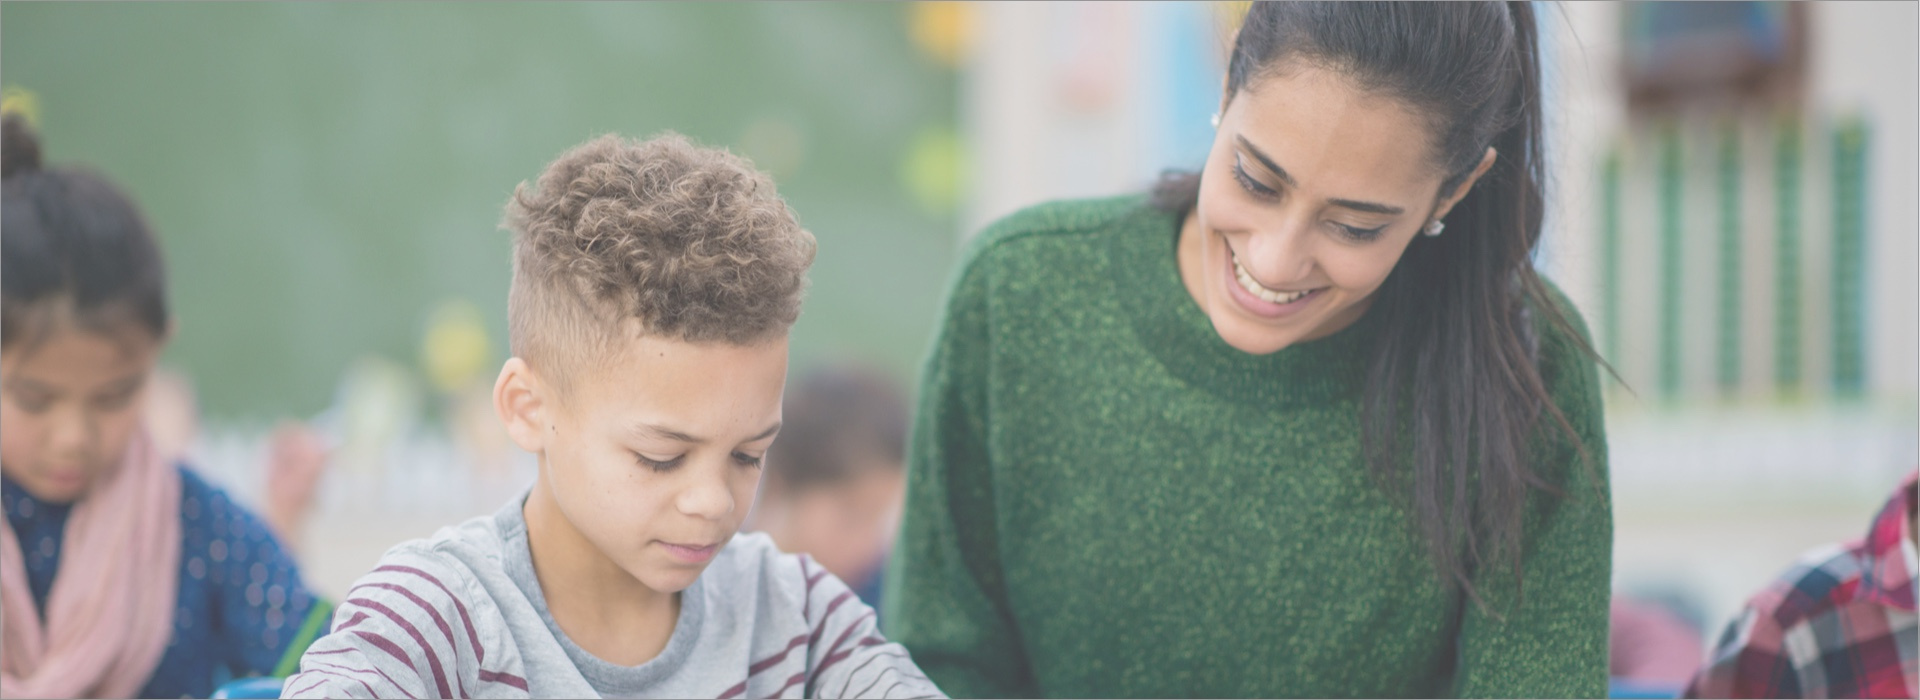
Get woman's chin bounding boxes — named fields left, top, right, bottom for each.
left=1207, top=312, right=1303, bottom=356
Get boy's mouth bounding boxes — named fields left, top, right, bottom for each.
left=659, top=540, right=722, bottom=564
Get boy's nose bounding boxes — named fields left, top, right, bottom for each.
left=676, top=472, right=735, bottom=521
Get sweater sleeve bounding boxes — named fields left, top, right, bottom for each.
left=883, top=238, right=1039, bottom=699
left=1449, top=283, right=1614, bottom=698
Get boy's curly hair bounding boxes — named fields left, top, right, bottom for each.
left=504, top=132, right=815, bottom=391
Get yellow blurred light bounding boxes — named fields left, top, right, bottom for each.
left=910, top=2, right=976, bottom=69
left=900, top=125, right=966, bottom=215
left=1, top=87, right=42, bottom=130
left=420, top=298, right=492, bottom=393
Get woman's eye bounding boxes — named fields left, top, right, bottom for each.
left=1231, top=154, right=1279, bottom=199
left=1335, top=222, right=1388, bottom=241
left=732, top=452, right=765, bottom=469
left=635, top=453, right=685, bottom=472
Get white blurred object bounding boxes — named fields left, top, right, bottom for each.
left=321, top=355, right=423, bottom=477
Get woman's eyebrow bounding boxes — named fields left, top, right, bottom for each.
left=1235, top=134, right=1406, bottom=216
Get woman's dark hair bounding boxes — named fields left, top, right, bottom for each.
left=2, top=113, right=170, bottom=352
left=1154, top=2, right=1602, bottom=609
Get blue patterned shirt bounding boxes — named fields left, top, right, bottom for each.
left=2, top=465, right=333, bottom=698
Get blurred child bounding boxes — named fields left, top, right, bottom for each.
left=0, top=114, right=332, bottom=698
left=283, top=133, right=942, bottom=698
left=143, top=366, right=333, bottom=552
left=1609, top=595, right=1705, bottom=689
left=1685, top=471, right=1918, bottom=698
left=749, top=364, right=908, bottom=611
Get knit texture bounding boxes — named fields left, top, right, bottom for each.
left=883, top=195, right=1612, bottom=698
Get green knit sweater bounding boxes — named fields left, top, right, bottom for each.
left=883, top=195, right=1612, bottom=698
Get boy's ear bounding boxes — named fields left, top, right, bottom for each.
left=494, top=357, right=550, bottom=454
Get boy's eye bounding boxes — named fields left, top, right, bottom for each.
left=635, top=453, right=685, bottom=472
left=731, top=452, right=765, bottom=469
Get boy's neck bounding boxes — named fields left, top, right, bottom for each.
left=524, top=474, right=681, bottom=667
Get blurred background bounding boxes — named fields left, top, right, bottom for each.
left=3, top=1, right=1915, bottom=689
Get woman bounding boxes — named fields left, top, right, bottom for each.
left=1, top=113, right=332, bottom=698
left=884, top=3, right=1612, bottom=697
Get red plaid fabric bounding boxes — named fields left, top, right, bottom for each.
left=1686, top=471, right=1919, bottom=698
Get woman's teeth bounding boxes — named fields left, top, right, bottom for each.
left=1233, top=254, right=1314, bottom=304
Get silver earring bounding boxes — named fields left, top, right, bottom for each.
left=1210, top=112, right=1220, bottom=129
left=1423, top=220, right=1445, bottom=237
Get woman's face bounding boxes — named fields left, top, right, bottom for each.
left=1179, top=63, right=1491, bottom=355
left=0, top=325, right=162, bottom=504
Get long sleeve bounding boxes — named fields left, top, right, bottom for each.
left=1449, top=285, right=1614, bottom=698
left=282, top=548, right=528, bottom=699
left=799, top=556, right=945, bottom=699
left=883, top=240, right=1038, bottom=699
left=195, top=472, right=334, bottom=680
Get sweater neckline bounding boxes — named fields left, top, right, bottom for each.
left=1106, top=199, right=1378, bottom=411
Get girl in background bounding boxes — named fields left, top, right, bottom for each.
left=1, top=112, right=331, bottom=698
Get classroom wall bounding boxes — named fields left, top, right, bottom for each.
left=1, top=2, right=962, bottom=422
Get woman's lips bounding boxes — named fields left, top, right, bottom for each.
left=1222, top=243, right=1323, bottom=319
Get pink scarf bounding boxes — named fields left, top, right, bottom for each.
left=1, top=430, right=182, bottom=699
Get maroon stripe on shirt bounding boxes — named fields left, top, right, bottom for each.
left=750, top=633, right=811, bottom=676
left=348, top=631, right=423, bottom=699
left=808, top=610, right=876, bottom=694
left=283, top=676, right=324, bottom=698
left=333, top=611, right=371, bottom=632
left=717, top=633, right=811, bottom=700
left=478, top=668, right=530, bottom=692
left=301, top=661, right=381, bottom=697
left=771, top=670, right=809, bottom=698
left=807, top=591, right=857, bottom=647
left=374, top=564, right=487, bottom=665
left=357, top=582, right=467, bottom=696
left=347, top=598, right=454, bottom=699
left=843, top=651, right=914, bottom=699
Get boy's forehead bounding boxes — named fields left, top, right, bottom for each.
left=564, top=332, right=790, bottom=428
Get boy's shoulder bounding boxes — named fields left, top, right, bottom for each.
left=705, top=532, right=857, bottom=624
left=283, top=511, right=534, bottom=699
left=705, top=531, right=806, bottom=599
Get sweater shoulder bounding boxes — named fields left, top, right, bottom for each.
left=959, top=194, right=1154, bottom=273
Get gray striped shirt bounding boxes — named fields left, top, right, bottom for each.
left=283, top=494, right=942, bottom=699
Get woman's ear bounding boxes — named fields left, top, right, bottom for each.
left=1432, top=146, right=1499, bottom=221
left=494, top=357, right=549, bottom=454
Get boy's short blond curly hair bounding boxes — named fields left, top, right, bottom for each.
left=503, top=132, right=815, bottom=392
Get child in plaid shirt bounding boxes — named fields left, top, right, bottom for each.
left=1686, top=471, right=1918, bottom=698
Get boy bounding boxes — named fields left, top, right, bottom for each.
left=747, top=365, right=909, bottom=612
left=283, top=133, right=943, bottom=699
left=1685, top=471, right=1918, bottom=698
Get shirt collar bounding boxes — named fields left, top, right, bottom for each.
left=1858, top=470, right=1919, bottom=612
left=2, top=472, right=71, bottom=532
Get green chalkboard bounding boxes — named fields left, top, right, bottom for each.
left=2, top=2, right=960, bottom=420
